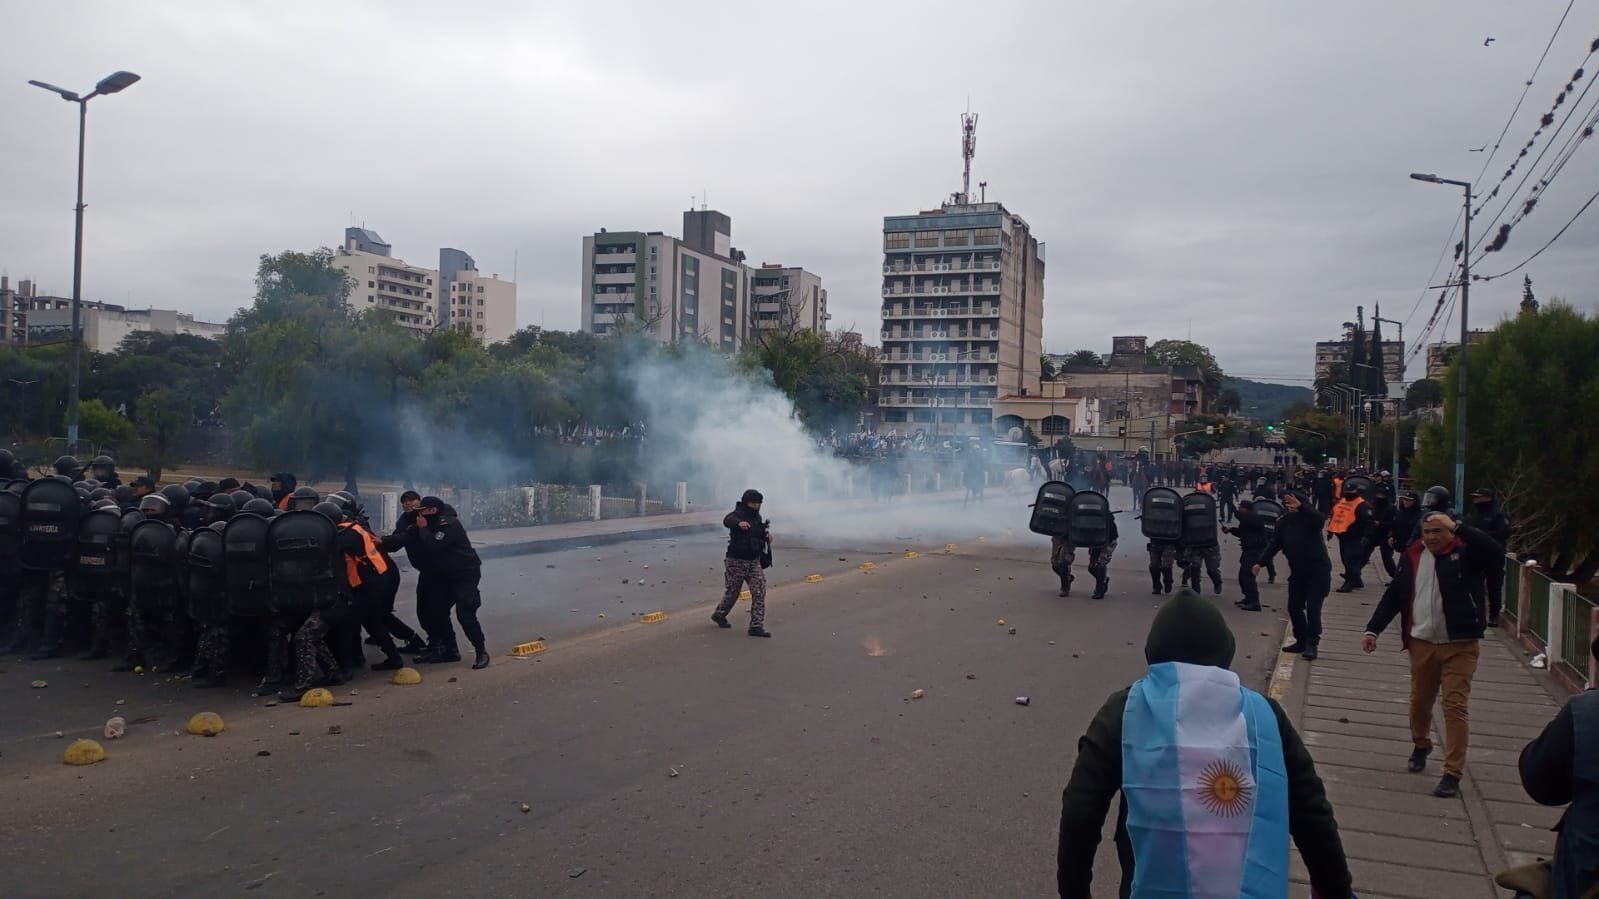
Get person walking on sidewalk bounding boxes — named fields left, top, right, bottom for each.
left=1256, top=490, right=1332, bottom=661
left=1467, top=487, right=1513, bottom=627
left=712, top=489, right=772, bottom=638
left=1056, top=589, right=1354, bottom=898
left=1361, top=512, right=1502, bottom=799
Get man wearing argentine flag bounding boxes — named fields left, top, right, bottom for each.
left=1057, top=589, right=1354, bottom=898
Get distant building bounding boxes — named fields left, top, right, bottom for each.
left=1053, top=336, right=1206, bottom=421
left=25, top=301, right=225, bottom=352
left=991, top=380, right=1100, bottom=448
left=440, top=248, right=517, bottom=344
left=580, top=209, right=826, bottom=352
left=877, top=199, right=1045, bottom=438
left=332, top=228, right=439, bottom=332
left=1425, top=330, right=1494, bottom=381
left=1314, top=330, right=1405, bottom=385
left=1, top=276, right=32, bottom=344
left=750, top=264, right=828, bottom=336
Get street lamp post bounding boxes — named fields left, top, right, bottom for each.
left=1332, top=383, right=1364, bottom=465
left=1409, top=172, right=1472, bottom=503
left=28, top=70, right=141, bottom=456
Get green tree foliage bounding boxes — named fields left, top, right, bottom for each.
left=1040, top=354, right=1058, bottom=381
left=1280, top=402, right=1349, bottom=464
left=1147, top=339, right=1224, bottom=407
left=1412, top=302, right=1599, bottom=581
left=74, top=398, right=135, bottom=454
left=1063, top=349, right=1103, bottom=368
left=740, top=329, right=873, bottom=433
left=1405, top=378, right=1444, bottom=409
left=1214, top=387, right=1242, bottom=414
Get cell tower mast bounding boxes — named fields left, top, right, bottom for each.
left=959, top=110, right=979, bottom=205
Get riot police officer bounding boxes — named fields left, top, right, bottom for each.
left=88, top=455, right=121, bottom=489
left=1328, top=481, right=1376, bottom=592
left=411, top=497, right=489, bottom=669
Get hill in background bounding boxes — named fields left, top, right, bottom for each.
left=1224, top=376, right=1312, bottom=422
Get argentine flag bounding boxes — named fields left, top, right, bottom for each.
left=1122, top=662, right=1290, bottom=898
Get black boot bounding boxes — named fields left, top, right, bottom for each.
left=399, top=637, right=429, bottom=655
left=1162, top=570, right=1173, bottom=594
left=1211, top=574, right=1223, bottom=595
left=1091, top=576, right=1108, bottom=600
left=1150, top=572, right=1163, bottom=595
left=1060, top=573, right=1073, bottom=597
left=253, top=679, right=284, bottom=698
left=472, top=645, right=490, bottom=670
left=711, top=612, right=730, bottom=628
left=371, top=653, right=405, bottom=671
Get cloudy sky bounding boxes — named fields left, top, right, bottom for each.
left=5, top=1, right=1598, bottom=383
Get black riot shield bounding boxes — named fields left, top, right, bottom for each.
left=0, top=489, right=21, bottom=563
left=20, top=477, right=83, bottom=570
left=223, top=513, right=274, bottom=617
left=1065, top=491, right=1113, bottom=549
left=128, top=519, right=179, bottom=602
left=69, top=508, right=124, bottom=601
left=1181, top=492, right=1219, bottom=546
left=266, top=510, right=340, bottom=614
left=1140, top=487, right=1183, bottom=541
left=186, top=523, right=229, bottom=625
left=1252, top=499, right=1285, bottom=542
left=1027, top=480, right=1075, bottom=537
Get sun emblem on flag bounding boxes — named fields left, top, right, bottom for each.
left=1197, top=759, right=1254, bottom=817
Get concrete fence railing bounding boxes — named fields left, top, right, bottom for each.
left=1504, top=552, right=1596, bottom=688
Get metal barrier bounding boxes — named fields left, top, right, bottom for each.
left=1509, top=555, right=1595, bottom=688
left=1502, top=555, right=1521, bottom=625
left=1560, top=587, right=1596, bottom=686
left=1528, top=576, right=1552, bottom=644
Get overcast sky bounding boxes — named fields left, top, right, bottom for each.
left=6, top=1, right=1599, bottom=383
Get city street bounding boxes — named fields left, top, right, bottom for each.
left=0, top=489, right=1288, bottom=897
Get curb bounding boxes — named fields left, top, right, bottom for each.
left=474, top=522, right=720, bottom=560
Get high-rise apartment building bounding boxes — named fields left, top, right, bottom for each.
left=332, top=228, right=439, bottom=332
left=440, top=248, right=517, bottom=344
left=1, top=276, right=33, bottom=344
left=877, top=200, right=1045, bottom=436
left=581, top=209, right=825, bottom=352
left=750, top=264, right=827, bottom=336
left=1313, top=332, right=1406, bottom=385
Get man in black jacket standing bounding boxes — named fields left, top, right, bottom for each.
left=1225, top=500, right=1269, bottom=612
left=1362, top=512, right=1502, bottom=798
left=712, top=489, right=772, bottom=638
left=1256, top=490, right=1332, bottom=660
left=1467, top=488, right=1512, bottom=626
left=400, top=497, right=490, bottom=669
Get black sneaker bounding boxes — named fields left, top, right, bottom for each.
left=748, top=627, right=772, bottom=638
left=1487, top=613, right=1501, bottom=628
left=1334, top=585, right=1355, bottom=594
left=1301, top=644, right=1319, bottom=661
left=711, top=612, right=731, bottom=629
left=472, top=648, right=490, bottom=670
left=371, top=656, right=405, bottom=672
left=399, top=638, right=430, bottom=655
left=1408, top=747, right=1431, bottom=773
left=1236, top=602, right=1262, bottom=612
left=1282, top=641, right=1306, bottom=654
left=1433, top=774, right=1460, bottom=798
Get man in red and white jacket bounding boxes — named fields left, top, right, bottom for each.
left=1361, top=512, right=1504, bottom=799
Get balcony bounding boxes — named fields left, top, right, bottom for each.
left=592, top=271, right=635, bottom=286
left=595, top=251, right=637, bottom=265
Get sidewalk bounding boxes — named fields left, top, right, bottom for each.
left=1280, top=589, right=1565, bottom=897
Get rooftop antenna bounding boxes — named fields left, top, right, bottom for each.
left=979, top=180, right=988, bottom=203
left=960, top=106, right=979, bottom=205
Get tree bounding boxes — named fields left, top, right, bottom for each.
left=1214, top=387, right=1242, bottom=415
left=133, top=387, right=192, bottom=481
left=1367, top=315, right=1388, bottom=411
left=1147, top=339, right=1224, bottom=407
left=1405, top=378, right=1444, bottom=409
left=74, top=398, right=135, bottom=455
left=1280, top=402, right=1349, bottom=465
left=1412, top=301, right=1599, bottom=581
left=1040, top=354, right=1058, bottom=381
left=1063, top=349, right=1103, bottom=368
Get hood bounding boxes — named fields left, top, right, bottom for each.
left=1144, top=588, right=1236, bottom=670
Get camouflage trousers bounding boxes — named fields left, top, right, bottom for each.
left=7, top=570, right=66, bottom=651
left=1050, top=537, right=1076, bottom=574
left=194, top=623, right=231, bottom=677
left=88, top=592, right=127, bottom=653
left=1147, top=542, right=1177, bottom=574
left=1182, top=544, right=1224, bottom=587
left=716, top=558, right=767, bottom=629
left=291, top=611, right=341, bottom=690
left=128, top=582, right=192, bottom=670
left=1086, top=540, right=1118, bottom=578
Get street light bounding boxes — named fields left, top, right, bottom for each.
left=1410, top=172, right=1472, bottom=503
left=28, top=69, right=141, bottom=456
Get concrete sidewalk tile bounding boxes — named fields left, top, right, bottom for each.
left=1505, top=849, right=1553, bottom=870
left=1307, top=746, right=1425, bottom=774
left=1477, top=778, right=1548, bottom=804
left=1327, top=803, right=1477, bottom=845
left=1317, top=762, right=1462, bottom=796
left=1487, top=799, right=1563, bottom=830
left=1303, top=703, right=1412, bottom=729
left=1497, top=821, right=1558, bottom=855
left=1301, top=729, right=1416, bottom=757
left=1468, top=758, right=1528, bottom=786
left=1291, top=856, right=1495, bottom=899
left=1337, top=829, right=1488, bottom=871
left=1323, top=781, right=1468, bottom=819
left=1306, top=694, right=1411, bottom=714
left=1303, top=715, right=1418, bottom=742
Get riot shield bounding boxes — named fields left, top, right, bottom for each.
left=1181, top=492, right=1219, bottom=546
left=223, top=512, right=274, bottom=617
left=0, top=490, right=21, bottom=562
left=128, top=519, right=178, bottom=593
left=1252, top=499, right=1285, bottom=541
left=186, top=523, right=229, bottom=625
left=266, top=510, right=340, bottom=614
left=1140, top=487, right=1183, bottom=541
left=1027, top=480, right=1075, bottom=537
left=1066, top=491, right=1113, bottom=549
left=69, top=507, right=124, bottom=601
left=20, top=477, right=83, bottom=570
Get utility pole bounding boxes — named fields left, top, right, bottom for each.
left=1409, top=172, right=1472, bottom=502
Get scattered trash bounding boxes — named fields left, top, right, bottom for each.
left=63, top=739, right=107, bottom=766
left=668, top=767, right=680, bottom=778
left=597, top=613, right=606, bottom=619
left=622, top=578, right=629, bottom=584
left=643, top=564, right=650, bottom=569
left=520, top=802, right=531, bottom=813
left=289, top=730, right=301, bottom=736
left=1008, top=627, right=1018, bottom=635
left=1048, top=641, right=1056, bottom=646
left=132, top=665, right=144, bottom=675
left=29, top=680, right=46, bottom=689
left=186, top=712, right=226, bottom=737
left=911, top=689, right=926, bottom=700
left=264, top=701, right=278, bottom=707
left=257, top=750, right=271, bottom=757
left=349, top=689, right=360, bottom=696
left=1531, top=653, right=1548, bottom=669
left=996, top=618, right=1006, bottom=626
left=569, top=868, right=587, bottom=879
left=870, top=736, right=881, bottom=744
left=545, top=564, right=556, bottom=569
left=448, top=676, right=458, bottom=683
left=1015, top=697, right=1031, bottom=706
left=103, top=717, right=126, bottom=740
left=1338, top=717, right=1349, bottom=724
left=1072, top=653, right=1080, bottom=659
left=965, top=673, right=977, bottom=680
left=114, top=699, right=125, bottom=706
left=326, top=725, right=342, bottom=736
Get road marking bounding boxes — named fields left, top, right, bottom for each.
left=511, top=641, right=547, bottom=656
left=859, top=562, right=877, bottom=571
left=640, top=611, right=668, bottom=623
left=805, top=574, right=823, bottom=583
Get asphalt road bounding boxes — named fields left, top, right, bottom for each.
left=0, top=488, right=1293, bottom=898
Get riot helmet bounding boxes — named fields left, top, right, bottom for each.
left=1422, top=485, right=1452, bottom=511
left=53, top=455, right=81, bottom=477
left=205, top=495, right=235, bottom=523
left=184, top=479, right=202, bottom=492
left=89, top=487, right=115, bottom=502
left=92, top=497, right=120, bottom=511
left=89, top=455, right=116, bottom=480
left=241, top=498, right=276, bottom=517
left=313, top=501, right=345, bottom=523
left=112, top=485, right=136, bottom=507
left=161, top=483, right=191, bottom=510
left=1342, top=481, right=1363, bottom=499
left=289, top=486, right=320, bottom=512
left=194, top=480, right=218, bottom=501
left=138, top=493, right=172, bottom=519
left=229, top=490, right=253, bottom=512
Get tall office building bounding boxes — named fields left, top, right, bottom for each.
left=750, top=264, right=827, bottom=336
left=877, top=200, right=1044, bottom=436
left=331, top=228, right=439, bottom=332
left=440, top=248, right=517, bottom=344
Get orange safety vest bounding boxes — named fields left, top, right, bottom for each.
left=1327, top=497, right=1365, bottom=535
left=1332, top=476, right=1345, bottom=498
left=277, top=494, right=291, bottom=511
left=1196, top=481, right=1215, bottom=495
left=337, top=521, right=391, bottom=587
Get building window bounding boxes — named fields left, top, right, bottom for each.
left=367, top=296, right=374, bottom=303
left=885, top=233, right=910, bottom=250
left=914, top=230, right=940, bottom=248
left=368, top=281, right=375, bottom=288
left=368, top=266, right=375, bottom=273
left=974, top=228, right=1000, bottom=245
left=944, top=231, right=969, bottom=247
left=478, top=286, right=485, bottom=293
